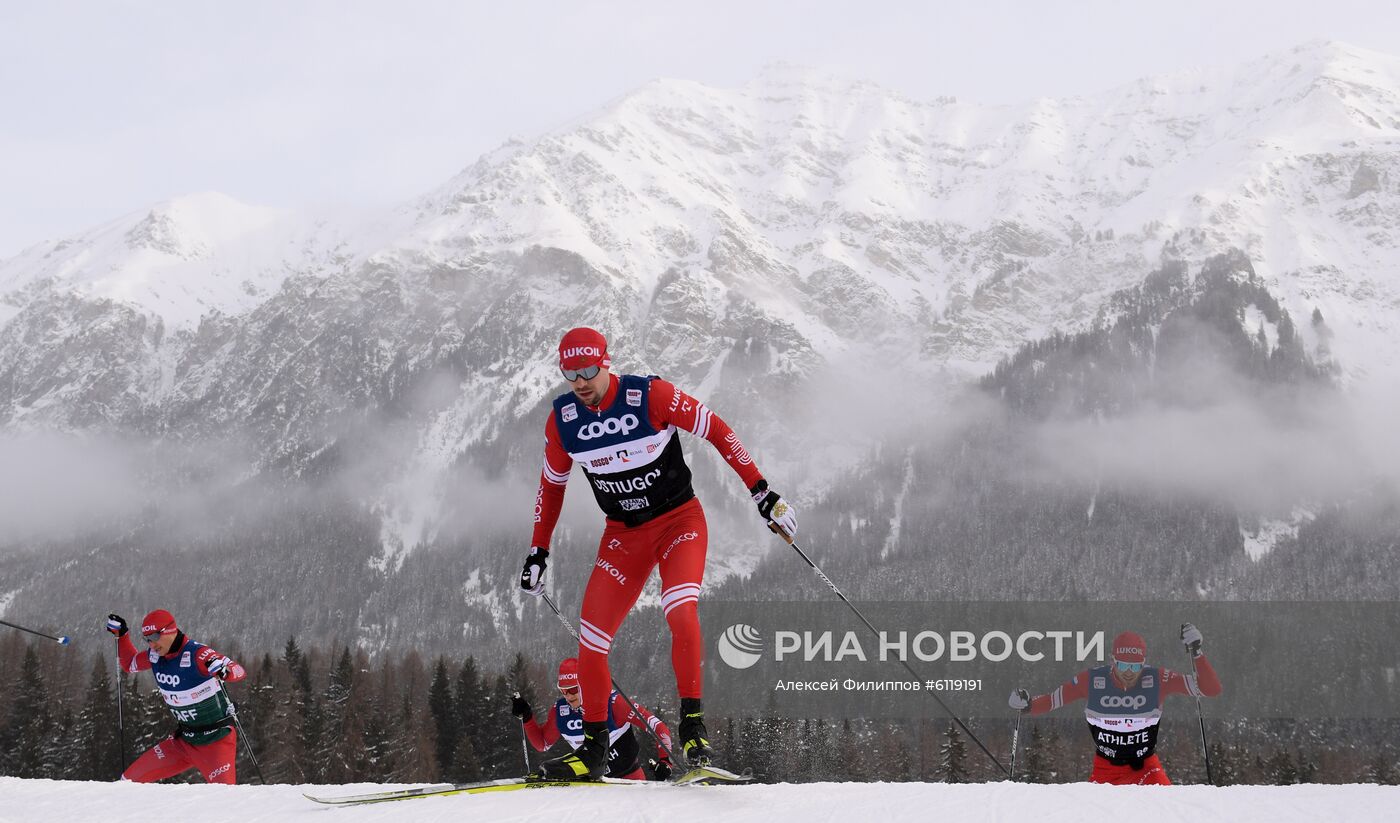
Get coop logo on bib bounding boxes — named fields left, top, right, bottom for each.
left=578, top=414, right=640, bottom=441
left=1099, top=694, right=1149, bottom=710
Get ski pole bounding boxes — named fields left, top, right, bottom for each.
left=1009, top=712, right=1021, bottom=782
left=1184, top=625, right=1213, bottom=786
left=215, top=678, right=267, bottom=784
left=540, top=592, right=676, bottom=759
left=0, top=618, right=70, bottom=645
left=115, top=639, right=127, bottom=777
left=767, top=523, right=1011, bottom=778
left=518, top=688, right=532, bottom=772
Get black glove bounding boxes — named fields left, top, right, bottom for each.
left=1181, top=623, right=1204, bottom=658
left=520, top=547, right=548, bottom=596
left=1008, top=688, right=1030, bottom=712
left=749, top=480, right=798, bottom=537
left=106, top=614, right=128, bottom=637
left=648, top=757, right=672, bottom=781
left=511, top=691, right=533, bottom=721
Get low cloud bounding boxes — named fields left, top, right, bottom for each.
left=1027, top=378, right=1393, bottom=513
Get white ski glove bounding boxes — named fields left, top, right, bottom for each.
left=1180, top=623, right=1204, bottom=658
left=1008, top=688, right=1031, bottom=712
left=206, top=655, right=236, bottom=680
left=750, top=480, right=798, bottom=538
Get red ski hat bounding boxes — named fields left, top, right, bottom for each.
left=140, top=609, right=179, bottom=638
left=557, top=657, right=580, bottom=692
left=1112, top=630, right=1147, bottom=664
left=558, top=327, right=610, bottom=371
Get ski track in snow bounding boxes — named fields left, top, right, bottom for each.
left=1, top=777, right=1396, bottom=822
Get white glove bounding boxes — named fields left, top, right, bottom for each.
left=1180, top=623, right=1204, bottom=658
left=1008, top=688, right=1030, bottom=712
left=751, top=481, right=798, bottom=537
left=207, top=655, right=236, bottom=680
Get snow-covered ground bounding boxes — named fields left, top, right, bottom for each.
left=1, top=777, right=1395, bottom=822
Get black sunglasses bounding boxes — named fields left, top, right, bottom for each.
left=142, top=631, right=165, bottom=643
left=561, top=364, right=602, bottom=382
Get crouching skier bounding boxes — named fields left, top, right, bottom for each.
left=1008, top=624, right=1222, bottom=785
left=107, top=609, right=246, bottom=784
left=513, top=658, right=675, bottom=780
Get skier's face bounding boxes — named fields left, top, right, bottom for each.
left=561, top=686, right=582, bottom=710
left=565, top=365, right=610, bottom=407
left=146, top=631, right=177, bottom=656
left=1112, top=657, right=1143, bottom=688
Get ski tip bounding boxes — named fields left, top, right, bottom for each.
left=57, top=636, right=71, bottom=646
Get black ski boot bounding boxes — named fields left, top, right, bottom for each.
left=678, top=697, right=715, bottom=767
left=538, top=719, right=609, bottom=780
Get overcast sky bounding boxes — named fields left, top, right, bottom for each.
left=2, top=0, right=1398, bottom=258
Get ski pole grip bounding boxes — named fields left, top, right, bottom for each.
left=768, top=521, right=794, bottom=544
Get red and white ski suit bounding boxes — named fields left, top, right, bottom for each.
left=532, top=374, right=764, bottom=723
left=1027, top=657, right=1221, bottom=785
left=117, top=633, right=246, bottom=785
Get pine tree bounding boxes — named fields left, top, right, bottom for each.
left=73, top=655, right=122, bottom=780
left=1021, top=724, right=1052, bottom=783
left=428, top=657, right=457, bottom=779
left=451, top=728, right=486, bottom=781
left=4, top=646, right=54, bottom=778
left=390, top=690, right=436, bottom=782
left=835, top=719, right=868, bottom=781
left=939, top=722, right=968, bottom=783
left=506, top=652, right=539, bottom=707
left=242, top=653, right=279, bottom=779
left=450, top=657, right=489, bottom=781
left=360, top=697, right=394, bottom=781
left=1264, top=749, right=1298, bottom=785
left=255, top=644, right=301, bottom=783
left=387, top=652, right=435, bottom=782
left=1207, top=740, right=1242, bottom=786
left=321, top=647, right=356, bottom=782
left=482, top=674, right=521, bottom=778
left=47, top=709, right=78, bottom=778
left=1366, top=754, right=1397, bottom=785
left=300, top=692, right=326, bottom=783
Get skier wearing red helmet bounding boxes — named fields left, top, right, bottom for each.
left=520, top=327, right=796, bottom=780
left=105, top=609, right=246, bottom=784
left=511, top=658, right=674, bottom=780
left=1008, top=624, right=1221, bottom=785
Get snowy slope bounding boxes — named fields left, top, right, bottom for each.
left=1, top=776, right=1395, bottom=823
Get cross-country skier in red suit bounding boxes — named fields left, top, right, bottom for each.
left=520, top=327, right=798, bottom=780
left=1008, top=624, right=1222, bottom=785
left=512, top=658, right=675, bottom=780
left=105, top=609, right=246, bottom=784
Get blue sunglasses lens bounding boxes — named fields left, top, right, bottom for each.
left=1115, top=660, right=1143, bottom=673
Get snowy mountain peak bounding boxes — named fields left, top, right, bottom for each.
left=0, top=192, right=334, bottom=332
left=122, top=192, right=286, bottom=260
